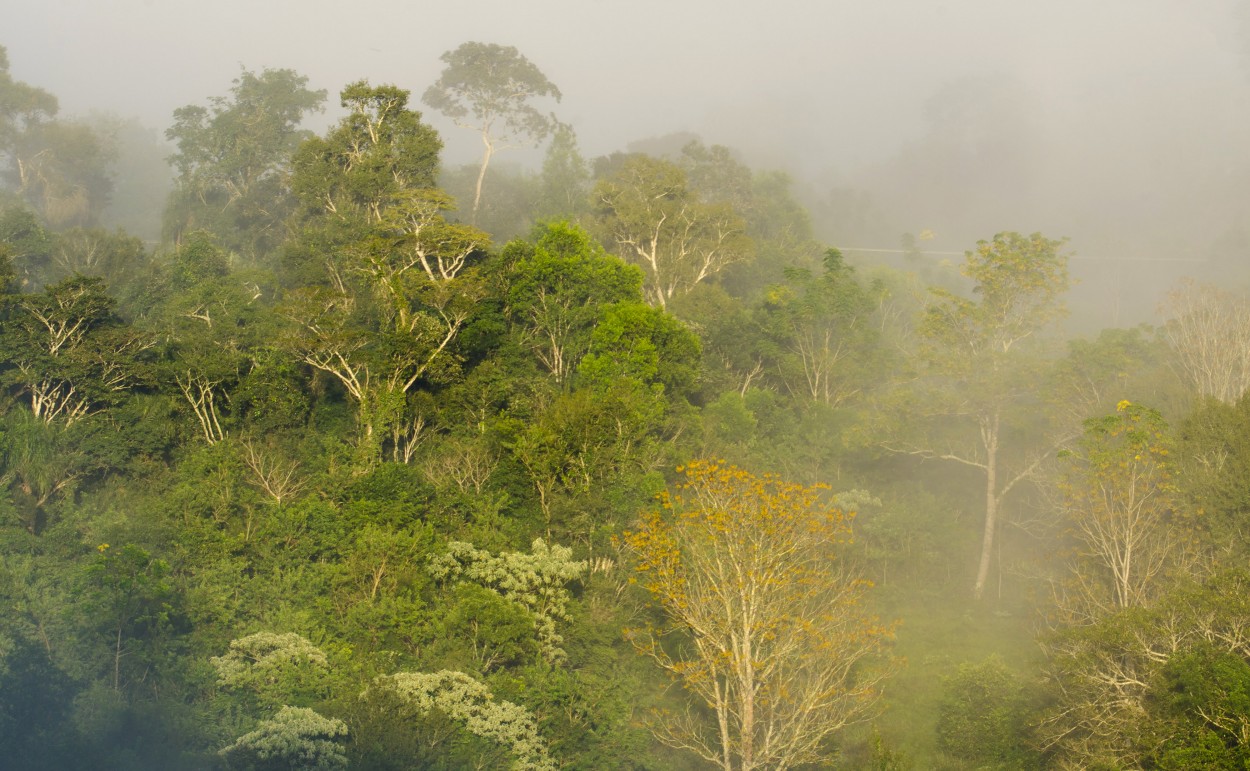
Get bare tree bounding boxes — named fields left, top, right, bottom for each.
left=1162, top=279, right=1250, bottom=403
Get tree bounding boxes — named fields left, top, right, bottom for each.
left=0, top=46, right=56, bottom=159
left=429, top=538, right=587, bottom=665
left=1038, top=570, right=1250, bottom=769
left=1056, top=401, right=1186, bottom=620
left=289, top=80, right=442, bottom=249
left=592, top=155, right=752, bottom=309
left=219, top=706, right=348, bottom=771
left=534, top=124, right=590, bottom=222
left=503, top=221, right=642, bottom=384
left=758, top=248, right=882, bottom=407
left=883, top=231, right=1070, bottom=600
left=154, top=232, right=272, bottom=445
left=8, top=119, right=115, bottom=229
left=0, top=46, right=114, bottom=229
left=1176, top=393, right=1250, bottom=553
left=0, top=203, right=53, bottom=289
left=423, top=42, right=562, bottom=222
left=212, top=632, right=330, bottom=711
left=85, top=544, right=175, bottom=692
left=165, top=68, right=325, bottom=261
left=623, top=460, right=892, bottom=770
left=935, top=656, right=1036, bottom=768
left=0, top=275, right=151, bottom=426
left=283, top=82, right=487, bottom=462
left=1161, top=278, right=1250, bottom=404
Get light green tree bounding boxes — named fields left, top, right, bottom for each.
left=0, top=46, right=114, bottom=229
left=503, top=221, right=642, bottom=384
left=534, top=124, right=590, bottom=222
left=592, top=155, right=752, bottom=309
left=211, top=632, right=330, bottom=709
left=429, top=539, right=586, bottom=664
left=881, top=232, right=1071, bottom=600
left=367, top=670, right=557, bottom=771
left=1056, top=401, right=1186, bottom=620
left=423, top=42, right=562, bottom=221
left=220, top=705, right=348, bottom=771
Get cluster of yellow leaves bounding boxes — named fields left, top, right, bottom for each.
left=620, top=460, right=893, bottom=768
left=626, top=459, right=856, bottom=607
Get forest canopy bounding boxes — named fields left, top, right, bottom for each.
left=0, top=37, right=1247, bottom=771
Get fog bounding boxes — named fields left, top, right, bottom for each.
left=10, top=0, right=1250, bottom=324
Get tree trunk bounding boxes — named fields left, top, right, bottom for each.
left=974, top=412, right=1000, bottom=601
left=472, top=133, right=494, bottom=224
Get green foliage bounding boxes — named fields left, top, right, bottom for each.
left=535, top=124, right=590, bottom=222
left=423, top=42, right=561, bottom=143
left=0, top=202, right=53, bottom=288
left=591, top=154, right=753, bottom=309
left=1151, top=643, right=1250, bottom=769
left=290, top=80, right=441, bottom=245
left=4, top=50, right=1230, bottom=771
left=0, top=274, right=152, bottom=432
left=166, top=68, right=325, bottom=262
left=922, top=232, right=1069, bottom=360
left=0, top=48, right=116, bottom=231
left=0, top=638, right=77, bottom=770
left=758, top=248, right=884, bottom=406
left=1058, top=401, right=1181, bottom=615
left=936, top=656, right=1036, bottom=768
left=85, top=543, right=177, bottom=691
left=578, top=301, right=701, bottom=400
left=434, top=582, right=538, bottom=672
left=1177, top=393, right=1250, bottom=554
left=1039, top=570, right=1250, bottom=768
left=505, top=221, right=642, bottom=383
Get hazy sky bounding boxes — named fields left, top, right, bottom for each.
left=8, top=0, right=1242, bottom=165
left=9, top=0, right=1250, bottom=324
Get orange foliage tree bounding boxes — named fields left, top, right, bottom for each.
left=623, top=460, right=893, bottom=771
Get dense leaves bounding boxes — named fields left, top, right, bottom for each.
left=3, top=40, right=1250, bottom=771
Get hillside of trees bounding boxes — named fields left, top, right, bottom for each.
left=3, top=42, right=1250, bottom=769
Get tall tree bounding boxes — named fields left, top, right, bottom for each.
left=881, top=232, right=1070, bottom=600
left=423, top=42, right=562, bottom=222
left=165, top=68, right=325, bottom=261
left=0, top=46, right=114, bottom=229
left=289, top=80, right=442, bottom=261
left=624, top=460, right=892, bottom=770
left=0, top=275, right=150, bottom=427
left=284, top=82, right=487, bottom=462
left=9, top=119, right=115, bottom=229
left=758, top=248, right=882, bottom=407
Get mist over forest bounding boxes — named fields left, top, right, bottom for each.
left=3, top=1, right=1250, bottom=769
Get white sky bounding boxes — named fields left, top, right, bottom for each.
left=8, top=0, right=1242, bottom=167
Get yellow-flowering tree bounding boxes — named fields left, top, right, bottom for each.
left=624, top=460, right=892, bottom=771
